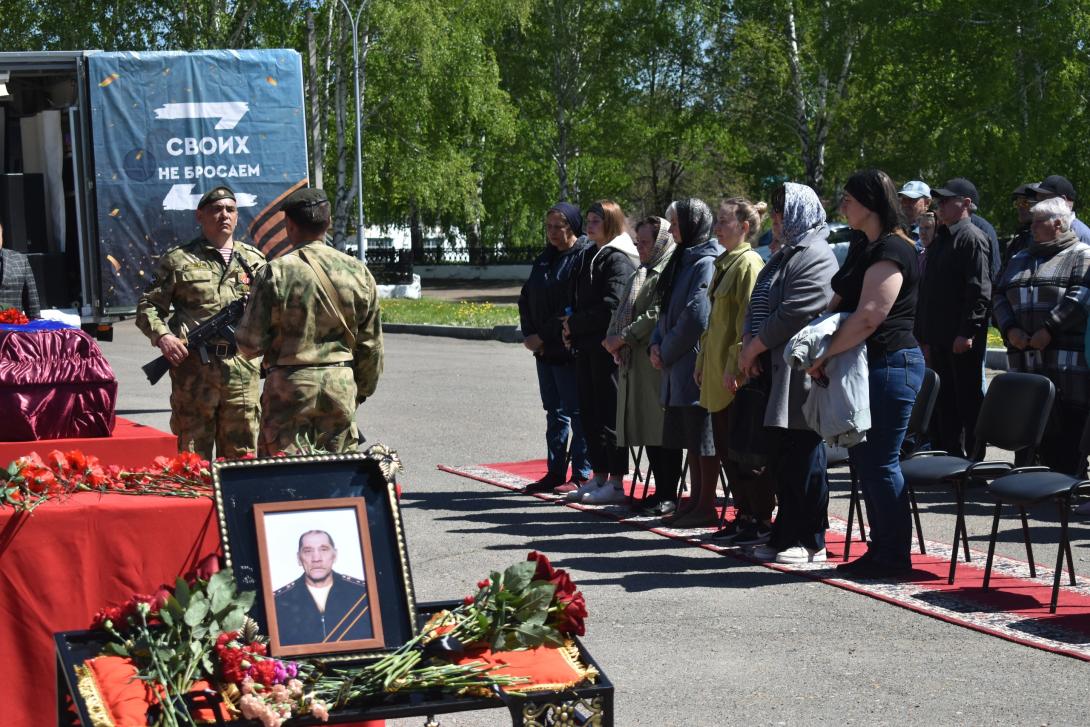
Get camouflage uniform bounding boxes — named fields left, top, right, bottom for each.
left=235, top=241, right=383, bottom=455
left=136, top=236, right=266, bottom=459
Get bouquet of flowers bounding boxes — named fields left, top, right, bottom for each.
left=0, top=307, right=29, bottom=325
left=1, top=449, right=214, bottom=512
left=88, top=551, right=590, bottom=726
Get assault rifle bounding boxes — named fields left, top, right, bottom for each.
left=142, top=296, right=248, bottom=385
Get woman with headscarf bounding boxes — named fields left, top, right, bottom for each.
left=560, top=200, right=639, bottom=504
left=809, top=169, right=924, bottom=577
left=518, top=202, right=595, bottom=492
left=695, top=197, right=775, bottom=544
left=738, top=183, right=838, bottom=564
left=603, top=216, right=683, bottom=515
left=649, top=198, right=725, bottom=528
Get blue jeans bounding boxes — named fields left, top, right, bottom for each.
left=535, top=358, right=592, bottom=480
left=849, top=347, right=924, bottom=567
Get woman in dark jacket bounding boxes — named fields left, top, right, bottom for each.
left=650, top=198, right=724, bottom=528
left=518, top=202, right=594, bottom=492
left=561, top=200, right=639, bottom=504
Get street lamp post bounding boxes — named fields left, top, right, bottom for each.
left=338, top=0, right=367, bottom=263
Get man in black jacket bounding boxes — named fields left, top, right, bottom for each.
left=518, top=203, right=594, bottom=492
left=274, top=530, right=373, bottom=647
left=918, top=178, right=992, bottom=457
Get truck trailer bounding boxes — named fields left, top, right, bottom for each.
left=0, top=49, right=309, bottom=338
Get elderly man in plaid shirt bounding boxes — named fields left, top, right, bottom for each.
left=0, top=221, right=41, bottom=318
left=994, top=197, right=1090, bottom=474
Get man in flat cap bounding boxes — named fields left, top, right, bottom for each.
left=235, top=188, right=383, bottom=454
left=917, top=178, right=992, bottom=458
left=136, top=185, right=266, bottom=459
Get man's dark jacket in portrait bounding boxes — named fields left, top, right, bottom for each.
left=274, top=572, right=372, bottom=646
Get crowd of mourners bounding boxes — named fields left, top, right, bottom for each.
left=518, top=170, right=1090, bottom=578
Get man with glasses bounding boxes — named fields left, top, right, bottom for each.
left=137, top=185, right=266, bottom=459
left=1003, top=184, right=1036, bottom=267
left=1027, top=174, right=1090, bottom=246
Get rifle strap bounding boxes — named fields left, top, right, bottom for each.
left=298, top=248, right=356, bottom=351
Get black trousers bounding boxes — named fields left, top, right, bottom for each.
left=575, top=345, right=628, bottom=476
left=768, top=427, right=829, bottom=551
left=1039, top=404, right=1089, bottom=475
left=645, top=445, right=682, bottom=502
left=928, top=331, right=986, bottom=458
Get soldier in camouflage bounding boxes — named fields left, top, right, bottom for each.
left=136, top=186, right=266, bottom=460
left=235, top=188, right=383, bottom=455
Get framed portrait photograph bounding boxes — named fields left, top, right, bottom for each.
left=213, top=447, right=417, bottom=661
left=254, top=498, right=384, bottom=657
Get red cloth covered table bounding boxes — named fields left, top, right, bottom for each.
left=0, top=494, right=221, bottom=726
left=0, top=416, right=177, bottom=469
left=0, top=326, right=118, bottom=441
left=2, top=493, right=384, bottom=726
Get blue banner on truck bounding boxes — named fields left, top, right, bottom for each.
left=88, top=49, right=308, bottom=310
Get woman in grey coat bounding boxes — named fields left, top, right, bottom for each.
left=650, top=199, right=724, bottom=528
left=738, top=183, right=838, bottom=564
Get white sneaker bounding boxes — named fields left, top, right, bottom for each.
left=775, top=546, right=827, bottom=564
left=582, top=484, right=627, bottom=505
left=749, top=544, right=779, bottom=561
left=564, top=476, right=604, bottom=502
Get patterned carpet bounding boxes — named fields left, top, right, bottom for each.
left=439, top=459, right=1090, bottom=661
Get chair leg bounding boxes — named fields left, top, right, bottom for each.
left=1052, top=500, right=1072, bottom=613
left=983, top=502, right=1002, bottom=590
left=630, top=447, right=645, bottom=499
left=844, top=463, right=860, bottom=561
left=1019, top=506, right=1035, bottom=579
left=958, top=484, right=971, bottom=563
left=718, top=464, right=731, bottom=526
left=909, top=485, right=926, bottom=555
left=948, top=483, right=969, bottom=585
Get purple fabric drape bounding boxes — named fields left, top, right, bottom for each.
left=0, top=328, right=118, bottom=441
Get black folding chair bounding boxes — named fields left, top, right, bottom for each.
left=982, top=413, right=1090, bottom=612
left=843, top=368, right=940, bottom=561
left=900, top=372, right=1055, bottom=584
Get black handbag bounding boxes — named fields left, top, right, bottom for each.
left=727, top=355, right=772, bottom=467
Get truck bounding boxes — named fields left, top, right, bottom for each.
left=0, top=49, right=309, bottom=338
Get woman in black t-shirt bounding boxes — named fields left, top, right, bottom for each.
left=808, top=168, right=925, bottom=577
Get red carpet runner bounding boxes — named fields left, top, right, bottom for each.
left=438, top=459, right=1090, bottom=662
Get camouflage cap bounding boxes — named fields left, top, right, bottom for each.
left=280, top=188, right=329, bottom=213
left=197, top=186, right=236, bottom=209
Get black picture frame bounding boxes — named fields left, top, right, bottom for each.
left=212, top=447, right=417, bottom=662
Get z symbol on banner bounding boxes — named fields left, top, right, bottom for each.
left=153, top=101, right=250, bottom=130
left=163, top=184, right=257, bottom=211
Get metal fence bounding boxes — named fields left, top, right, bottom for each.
left=412, top=243, right=541, bottom=266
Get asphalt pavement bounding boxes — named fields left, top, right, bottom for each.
left=103, top=322, right=1089, bottom=726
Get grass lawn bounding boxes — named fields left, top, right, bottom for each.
left=381, top=298, right=520, bottom=328
left=988, top=327, right=1003, bottom=348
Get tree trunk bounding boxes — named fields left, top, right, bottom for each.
left=306, top=9, right=323, bottom=189
left=409, top=198, right=424, bottom=261
left=332, top=22, right=351, bottom=249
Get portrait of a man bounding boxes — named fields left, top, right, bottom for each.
left=273, top=528, right=374, bottom=646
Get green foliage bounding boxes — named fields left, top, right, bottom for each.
left=8, top=0, right=1090, bottom=244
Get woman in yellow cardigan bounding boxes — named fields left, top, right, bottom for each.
left=694, top=197, right=775, bottom=545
